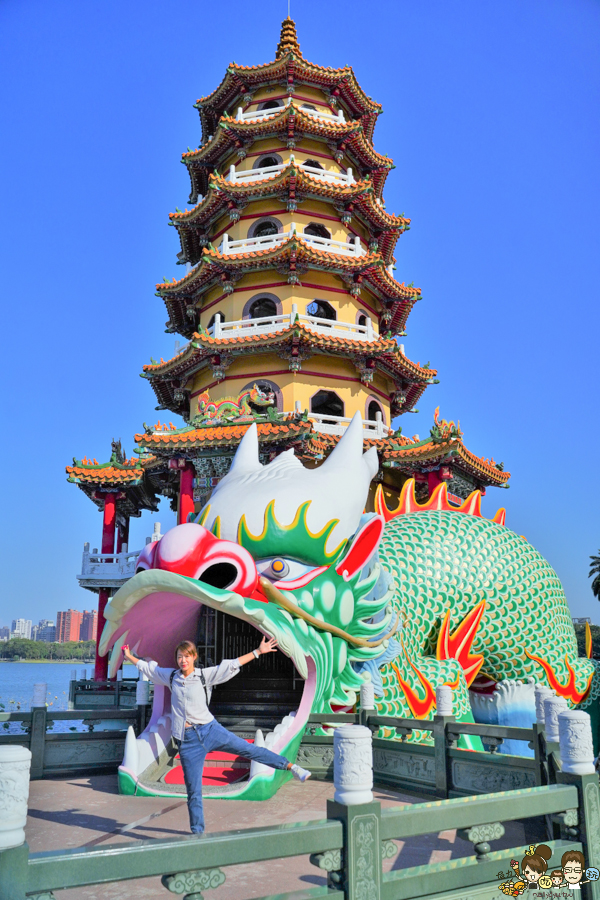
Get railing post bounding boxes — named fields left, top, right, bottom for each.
left=214, top=313, right=222, bottom=339
left=29, top=683, right=47, bottom=780
left=353, top=236, right=361, bottom=256
left=366, top=317, right=373, bottom=341
left=136, top=675, right=150, bottom=733
left=433, top=685, right=455, bottom=799
left=359, top=682, right=375, bottom=728
left=375, top=411, right=383, bottom=438
left=326, top=725, right=382, bottom=900
left=229, top=164, right=236, bottom=182
left=221, top=234, right=229, bottom=255
left=554, top=711, right=600, bottom=898
left=290, top=302, right=298, bottom=325
left=0, top=745, right=32, bottom=900
left=236, top=106, right=243, bottom=121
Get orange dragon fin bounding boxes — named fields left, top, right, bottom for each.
left=436, top=600, right=486, bottom=687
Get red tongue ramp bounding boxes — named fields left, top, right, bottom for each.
left=164, top=740, right=254, bottom=787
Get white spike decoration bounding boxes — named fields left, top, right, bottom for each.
left=201, top=413, right=379, bottom=552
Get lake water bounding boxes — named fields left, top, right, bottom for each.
left=0, top=661, right=139, bottom=733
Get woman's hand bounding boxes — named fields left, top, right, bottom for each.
left=122, top=644, right=136, bottom=663
left=258, top=636, right=278, bottom=655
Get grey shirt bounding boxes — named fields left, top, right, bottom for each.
left=135, top=658, right=240, bottom=741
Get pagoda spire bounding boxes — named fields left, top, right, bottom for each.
left=276, top=17, right=301, bottom=59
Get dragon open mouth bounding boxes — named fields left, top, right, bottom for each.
left=100, top=568, right=318, bottom=799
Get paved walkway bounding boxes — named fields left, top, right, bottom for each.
left=25, top=775, right=542, bottom=900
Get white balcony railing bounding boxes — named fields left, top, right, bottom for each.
left=76, top=525, right=162, bottom=592
left=219, top=227, right=365, bottom=258
left=226, top=161, right=354, bottom=187
left=308, top=411, right=389, bottom=439
left=235, top=98, right=345, bottom=125
left=208, top=306, right=378, bottom=342
left=282, top=407, right=389, bottom=438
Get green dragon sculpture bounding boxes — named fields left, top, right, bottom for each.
left=99, top=413, right=599, bottom=800
left=194, top=384, right=275, bottom=424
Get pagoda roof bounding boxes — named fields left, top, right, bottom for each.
left=135, top=417, right=314, bottom=454
left=66, top=456, right=159, bottom=516
left=183, top=104, right=393, bottom=203
left=303, top=415, right=510, bottom=489
left=142, top=323, right=434, bottom=417
left=157, top=237, right=420, bottom=338
left=195, top=20, right=382, bottom=145
left=170, top=162, right=408, bottom=267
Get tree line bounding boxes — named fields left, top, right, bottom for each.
left=0, top=639, right=96, bottom=660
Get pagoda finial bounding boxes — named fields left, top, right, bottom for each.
left=276, top=17, right=301, bottom=59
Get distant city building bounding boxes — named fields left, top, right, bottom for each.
left=37, top=620, right=56, bottom=642
left=80, top=610, right=98, bottom=642
left=11, top=618, right=32, bottom=640
left=0, top=626, right=10, bottom=641
left=573, top=617, right=592, bottom=625
left=56, top=609, right=82, bottom=643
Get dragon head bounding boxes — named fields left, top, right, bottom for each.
left=100, top=413, right=396, bottom=797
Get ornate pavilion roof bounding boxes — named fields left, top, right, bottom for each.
left=170, top=162, right=408, bottom=267
left=66, top=444, right=158, bottom=517
left=183, top=104, right=393, bottom=203
left=135, top=417, right=314, bottom=455
left=195, top=19, right=382, bottom=145
left=142, top=323, right=435, bottom=417
left=157, top=238, right=420, bottom=338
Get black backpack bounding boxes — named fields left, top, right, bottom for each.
left=169, top=667, right=212, bottom=703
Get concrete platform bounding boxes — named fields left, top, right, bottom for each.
left=25, top=775, right=544, bottom=899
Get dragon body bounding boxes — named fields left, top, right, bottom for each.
left=196, top=384, right=274, bottom=423
left=100, top=414, right=599, bottom=800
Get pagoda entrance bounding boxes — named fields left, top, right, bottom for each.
left=195, top=604, right=304, bottom=737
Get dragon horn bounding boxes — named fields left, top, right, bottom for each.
left=229, top=422, right=261, bottom=474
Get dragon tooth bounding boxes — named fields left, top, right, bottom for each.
left=109, top=630, right=130, bottom=678
left=254, top=729, right=265, bottom=746
left=122, top=726, right=138, bottom=773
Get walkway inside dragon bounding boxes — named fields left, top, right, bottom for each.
left=26, top=775, right=546, bottom=900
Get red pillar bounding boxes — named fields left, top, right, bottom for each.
left=95, top=493, right=116, bottom=681
left=178, top=463, right=195, bottom=525
left=427, top=471, right=443, bottom=497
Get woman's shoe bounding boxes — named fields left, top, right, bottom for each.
left=290, top=764, right=312, bottom=782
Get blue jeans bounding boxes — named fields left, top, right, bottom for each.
left=177, top=719, right=290, bottom=833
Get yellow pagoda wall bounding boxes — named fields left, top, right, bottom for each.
left=186, top=354, right=392, bottom=425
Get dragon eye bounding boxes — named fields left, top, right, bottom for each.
left=256, top=557, right=314, bottom=582
left=268, top=558, right=289, bottom=579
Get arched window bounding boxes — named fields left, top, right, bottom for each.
left=307, top=300, right=336, bottom=322
left=367, top=400, right=383, bottom=422
left=249, top=296, right=278, bottom=319
left=247, top=217, right=283, bottom=239
left=258, top=99, right=283, bottom=111
left=241, top=379, right=282, bottom=412
left=302, top=159, right=324, bottom=170
left=311, top=390, right=344, bottom=418
left=304, top=222, right=331, bottom=239
left=254, top=153, right=283, bottom=170
left=301, top=103, right=317, bottom=111
left=242, top=292, right=282, bottom=320
left=357, top=314, right=367, bottom=327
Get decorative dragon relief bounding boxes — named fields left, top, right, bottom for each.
left=193, top=384, right=275, bottom=425
left=99, top=412, right=599, bottom=800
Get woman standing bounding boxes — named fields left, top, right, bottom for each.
left=122, top=638, right=310, bottom=834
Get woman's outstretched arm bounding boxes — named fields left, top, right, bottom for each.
left=123, top=645, right=140, bottom=665
left=237, top=636, right=279, bottom=667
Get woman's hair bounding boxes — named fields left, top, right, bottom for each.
left=523, top=844, right=552, bottom=875
left=175, top=640, right=198, bottom=660
left=561, top=850, right=585, bottom=868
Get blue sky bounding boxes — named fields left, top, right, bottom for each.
left=0, top=0, right=598, bottom=628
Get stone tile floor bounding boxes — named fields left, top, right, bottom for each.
left=25, top=775, right=543, bottom=900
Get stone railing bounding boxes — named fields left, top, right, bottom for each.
left=226, top=160, right=354, bottom=186
left=307, top=411, right=390, bottom=439
left=219, top=227, right=365, bottom=258
left=76, top=524, right=162, bottom=591
left=208, top=305, right=377, bottom=342
left=235, top=97, right=345, bottom=124
left=1, top=702, right=599, bottom=900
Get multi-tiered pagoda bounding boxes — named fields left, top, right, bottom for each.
left=67, top=19, right=509, bottom=679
